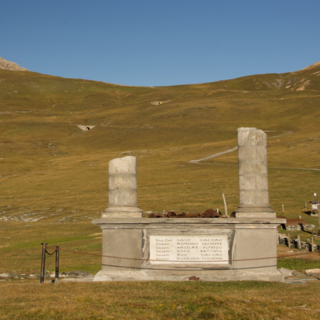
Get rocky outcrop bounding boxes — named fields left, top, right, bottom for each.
left=0, top=56, right=28, bottom=71
left=300, top=60, right=320, bottom=71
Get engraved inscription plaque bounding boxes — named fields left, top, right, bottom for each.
left=149, top=235, right=229, bottom=265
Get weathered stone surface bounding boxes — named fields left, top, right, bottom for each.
left=0, top=57, right=28, bottom=71
left=278, top=268, right=294, bottom=277
left=236, top=127, right=275, bottom=218
left=305, top=268, right=320, bottom=275
left=94, top=269, right=283, bottom=282
left=0, top=273, right=10, bottom=278
left=92, top=217, right=285, bottom=282
left=102, top=156, right=142, bottom=218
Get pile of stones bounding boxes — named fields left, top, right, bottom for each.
left=280, top=268, right=320, bottom=284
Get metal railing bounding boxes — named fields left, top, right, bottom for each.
left=40, top=243, right=59, bottom=284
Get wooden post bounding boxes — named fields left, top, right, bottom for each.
left=298, top=235, right=301, bottom=249
left=40, top=242, right=47, bottom=284
left=222, top=193, right=229, bottom=218
left=311, top=237, right=314, bottom=252
left=288, top=234, right=291, bottom=248
left=55, top=246, right=60, bottom=280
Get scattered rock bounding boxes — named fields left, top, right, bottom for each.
left=68, top=271, right=90, bottom=277
left=278, top=268, right=294, bottom=277
left=120, top=151, right=132, bottom=155
left=77, top=125, right=96, bottom=131
left=150, top=100, right=171, bottom=106
left=305, top=268, right=320, bottom=275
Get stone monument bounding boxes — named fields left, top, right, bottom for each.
left=236, top=127, right=275, bottom=218
left=102, top=156, right=142, bottom=218
left=93, top=128, right=285, bottom=282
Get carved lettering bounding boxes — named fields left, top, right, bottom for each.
left=149, top=235, right=229, bottom=265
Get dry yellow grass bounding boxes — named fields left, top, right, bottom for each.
left=1, top=280, right=320, bottom=319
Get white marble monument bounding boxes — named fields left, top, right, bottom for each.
left=93, top=129, right=285, bottom=282
left=102, top=156, right=142, bottom=218
left=236, top=127, right=275, bottom=218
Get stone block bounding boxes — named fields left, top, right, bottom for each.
left=93, top=218, right=285, bottom=282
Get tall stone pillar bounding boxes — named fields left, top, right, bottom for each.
left=235, top=127, right=275, bottom=218
left=102, top=156, right=142, bottom=218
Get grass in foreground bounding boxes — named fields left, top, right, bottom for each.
left=1, top=280, right=320, bottom=320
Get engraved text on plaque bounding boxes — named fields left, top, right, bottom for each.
left=149, top=235, right=229, bottom=264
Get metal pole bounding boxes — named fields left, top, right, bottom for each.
left=55, top=246, right=60, bottom=280
left=40, top=242, right=47, bottom=284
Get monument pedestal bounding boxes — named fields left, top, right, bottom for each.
left=92, top=217, right=286, bottom=282
left=93, top=128, right=286, bottom=282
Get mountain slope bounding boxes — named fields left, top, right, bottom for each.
left=0, top=62, right=320, bottom=272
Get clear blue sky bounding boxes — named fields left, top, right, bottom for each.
left=1, top=0, right=319, bottom=86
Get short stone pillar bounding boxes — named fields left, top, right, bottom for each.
left=102, top=156, right=142, bottom=218
left=235, top=127, right=275, bottom=218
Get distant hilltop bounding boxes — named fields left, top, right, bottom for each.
left=301, top=60, right=320, bottom=71
left=0, top=56, right=28, bottom=71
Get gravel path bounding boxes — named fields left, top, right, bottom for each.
left=188, top=146, right=320, bottom=171
left=189, top=146, right=238, bottom=163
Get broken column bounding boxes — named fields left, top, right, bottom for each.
left=102, top=156, right=142, bottom=218
left=235, top=127, right=275, bottom=218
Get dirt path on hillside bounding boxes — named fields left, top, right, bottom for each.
left=189, top=146, right=238, bottom=163
left=189, top=147, right=320, bottom=171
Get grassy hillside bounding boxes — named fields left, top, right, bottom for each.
left=2, top=281, right=320, bottom=319
left=1, top=63, right=320, bottom=273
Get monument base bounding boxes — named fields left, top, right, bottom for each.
left=93, top=269, right=284, bottom=282
left=92, top=217, right=286, bottom=282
